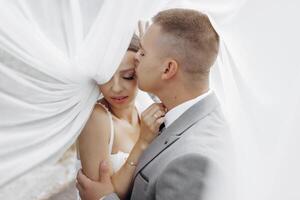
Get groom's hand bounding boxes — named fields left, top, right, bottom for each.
left=76, top=160, right=114, bottom=200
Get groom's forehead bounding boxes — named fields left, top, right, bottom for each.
left=143, top=24, right=162, bottom=46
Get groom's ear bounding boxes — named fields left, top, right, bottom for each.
left=161, top=59, right=178, bottom=80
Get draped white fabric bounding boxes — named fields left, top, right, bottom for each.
left=0, top=0, right=299, bottom=199
left=0, top=0, right=159, bottom=190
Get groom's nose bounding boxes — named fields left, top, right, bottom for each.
left=134, top=52, right=140, bottom=64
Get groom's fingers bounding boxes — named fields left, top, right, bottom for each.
left=99, top=160, right=111, bottom=183
left=76, top=181, right=84, bottom=194
left=77, top=169, right=90, bottom=189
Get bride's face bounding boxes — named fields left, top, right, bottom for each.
left=99, top=51, right=138, bottom=109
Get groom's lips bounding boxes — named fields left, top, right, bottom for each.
left=111, top=96, right=129, bottom=104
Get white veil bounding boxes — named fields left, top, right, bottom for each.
left=0, top=0, right=159, bottom=189
left=0, top=0, right=300, bottom=199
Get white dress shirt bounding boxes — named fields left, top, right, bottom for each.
left=164, top=90, right=212, bottom=128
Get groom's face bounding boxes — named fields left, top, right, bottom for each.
left=135, top=24, right=165, bottom=93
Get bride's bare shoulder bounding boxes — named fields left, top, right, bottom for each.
left=92, top=98, right=110, bottom=116
left=82, top=99, right=111, bottom=136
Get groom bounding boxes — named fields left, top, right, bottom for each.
left=77, top=8, right=233, bottom=200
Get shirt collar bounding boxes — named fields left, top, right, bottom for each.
left=164, top=89, right=212, bottom=128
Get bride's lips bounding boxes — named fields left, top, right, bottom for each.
left=111, top=96, right=129, bottom=104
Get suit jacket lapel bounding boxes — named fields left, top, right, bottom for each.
left=133, top=92, right=220, bottom=178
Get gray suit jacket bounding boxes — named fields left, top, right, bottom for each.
left=105, top=93, right=234, bottom=200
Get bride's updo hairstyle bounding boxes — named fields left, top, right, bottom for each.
left=127, top=33, right=139, bottom=53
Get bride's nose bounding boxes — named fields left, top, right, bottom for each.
left=111, top=78, right=122, bottom=93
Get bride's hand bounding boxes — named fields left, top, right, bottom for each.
left=138, top=103, right=166, bottom=146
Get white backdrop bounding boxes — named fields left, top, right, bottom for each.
left=0, top=0, right=160, bottom=189
left=0, top=0, right=299, bottom=199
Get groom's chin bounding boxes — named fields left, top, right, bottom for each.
left=137, top=85, right=152, bottom=95
left=136, top=79, right=157, bottom=95
left=137, top=86, right=147, bottom=92
left=136, top=82, right=147, bottom=92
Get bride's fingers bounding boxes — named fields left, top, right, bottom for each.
left=154, top=117, right=165, bottom=132
left=145, top=109, right=165, bottom=127
left=142, top=103, right=158, bottom=116
left=147, top=104, right=165, bottom=118
left=141, top=104, right=166, bottom=132
left=153, top=110, right=165, bottom=119
left=142, top=104, right=164, bottom=122
left=148, top=112, right=165, bottom=131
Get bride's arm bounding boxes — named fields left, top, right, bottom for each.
left=78, top=103, right=165, bottom=199
left=111, top=103, right=166, bottom=199
left=78, top=104, right=113, bottom=181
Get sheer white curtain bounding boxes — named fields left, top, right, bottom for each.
left=0, top=0, right=159, bottom=190
left=217, top=1, right=300, bottom=199
left=0, top=0, right=300, bottom=200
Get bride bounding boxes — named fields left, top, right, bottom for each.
left=77, top=33, right=166, bottom=199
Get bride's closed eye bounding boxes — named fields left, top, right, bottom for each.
left=122, top=71, right=135, bottom=80
left=123, top=75, right=135, bottom=80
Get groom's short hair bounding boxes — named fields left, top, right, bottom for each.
left=153, top=9, right=219, bottom=75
